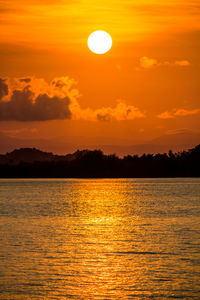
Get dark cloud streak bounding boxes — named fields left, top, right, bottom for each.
left=0, top=79, right=71, bottom=121
left=0, top=78, right=8, bottom=99
left=19, top=78, right=31, bottom=83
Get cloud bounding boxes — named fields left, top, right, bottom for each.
left=157, top=111, right=174, bottom=119
left=0, top=87, right=71, bottom=121
left=19, top=78, right=31, bottom=83
left=69, top=98, right=145, bottom=122
left=0, top=77, right=74, bottom=121
left=140, top=56, right=158, bottom=68
left=0, top=78, right=8, bottom=99
left=96, top=102, right=145, bottom=121
left=174, top=60, right=191, bottom=66
left=0, top=76, right=145, bottom=122
left=139, top=56, right=191, bottom=69
left=157, top=108, right=200, bottom=119
left=165, top=129, right=193, bottom=135
left=174, top=108, right=200, bottom=116
left=1, top=127, right=38, bottom=137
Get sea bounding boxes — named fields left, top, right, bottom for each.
left=0, top=178, right=200, bottom=299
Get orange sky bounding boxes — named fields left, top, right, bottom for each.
left=0, top=0, right=200, bottom=155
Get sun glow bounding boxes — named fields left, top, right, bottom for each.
left=88, top=30, right=112, bottom=54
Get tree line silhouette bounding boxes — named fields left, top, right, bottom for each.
left=0, top=144, right=199, bottom=178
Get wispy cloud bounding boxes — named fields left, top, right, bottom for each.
left=1, top=128, right=38, bottom=138
left=139, top=56, right=191, bottom=69
left=140, top=56, right=158, bottom=68
left=174, top=108, right=200, bottom=116
left=174, top=60, right=191, bottom=66
left=157, top=111, right=174, bottom=119
left=165, top=128, right=194, bottom=135
left=157, top=108, right=200, bottom=119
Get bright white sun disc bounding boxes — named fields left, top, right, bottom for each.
left=88, top=30, right=112, bottom=54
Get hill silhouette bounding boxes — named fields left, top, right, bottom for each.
left=1, top=130, right=200, bottom=157
left=0, top=145, right=199, bottom=178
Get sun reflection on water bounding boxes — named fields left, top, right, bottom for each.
left=45, top=180, right=147, bottom=299
left=0, top=179, right=200, bottom=299
left=45, top=180, right=158, bottom=299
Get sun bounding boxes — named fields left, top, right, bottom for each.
left=88, top=30, right=112, bottom=54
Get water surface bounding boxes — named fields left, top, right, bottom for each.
left=0, top=178, right=200, bottom=299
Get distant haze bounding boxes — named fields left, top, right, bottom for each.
left=0, top=130, right=199, bottom=156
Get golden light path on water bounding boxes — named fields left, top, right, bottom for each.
left=46, top=180, right=142, bottom=299
left=0, top=178, right=200, bottom=299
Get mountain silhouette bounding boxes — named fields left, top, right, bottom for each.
left=0, top=145, right=199, bottom=178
